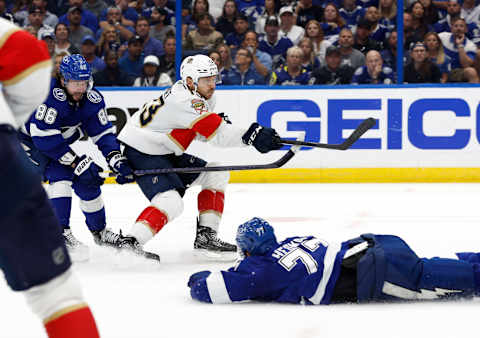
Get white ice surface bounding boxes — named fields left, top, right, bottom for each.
left=1, top=183, right=480, bottom=338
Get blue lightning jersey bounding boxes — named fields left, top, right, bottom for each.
left=21, top=78, right=120, bottom=162
left=189, top=236, right=350, bottom=305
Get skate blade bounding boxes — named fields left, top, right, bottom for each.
left=193, top=249, right=238, bottom=262
left=67, top=247, right=90, bottom=263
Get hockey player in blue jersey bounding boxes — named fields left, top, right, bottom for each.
left=188, top=217, right=480, bottom=304
left=19, top=54, right=137, bottom=261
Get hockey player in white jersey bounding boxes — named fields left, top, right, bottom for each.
left=118, top=54, right=282, bottom=260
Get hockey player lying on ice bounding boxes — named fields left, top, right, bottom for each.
left=188, top=217, right=480, bottom=304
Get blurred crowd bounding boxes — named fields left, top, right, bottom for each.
left=5, top=0, right=480, bottom=86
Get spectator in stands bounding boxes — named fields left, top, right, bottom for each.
left=305, top=19, right=332, bottom=65
left=184, top=12, right=223, bottom=53
left=269, top=46, right=310, bottom=85
left=259, top=16, right=294, bottom=70
left=53, top=51, right=69, bottom=78
left=296, top=0, right=323, bottom=29
left=0, top=0, right=14, bottom=23
left=59, top=0, right=98, bottom=33
left=225, top=13, right=250, bottom=49
left=424, top=31, right=451, bottom=83
left=102, top=0, right=138, bottom=27
left=135, top=16, right=164, bottom=58
left=404, top=42, right=441, bottom=83
left=321, top=3, right=345, bottom=38
left=182, top=0, right=211, bottom=40
left=354, top=19, right=381, bottom=55
left=40, top=29, right=55, bottom=57
left=143, top=0, right=175, bottom=26
left=83, top=0, right=108, bottom=19
left=351, top=50, right=394, bottom=84
left=338, top=27, right=366, bottom=69
left=66, top=6, right=95, bottom=51
left=381, top=31, right=398, bottom=75
left=340, top=0, right=365, bottom=28
left=119, top=35, right=145, bottom=79
left=223, top=47, right=267, bottom=85
left=96, top=23, right=121, bottom=58
left=364, top=6, right=388, bottom=44
left=254, top=0, right=278, bottom=35
left=378, top=0, right=396, bottom=32
left=419, top=0, right=439, bottom=26
left=133, top=55, right=173, bottom=87
left=241, top=30, right=272, bottom=76
left=461, top=0, right=480, bottom=26
left=403, top=11, right=419, bottom=51
left=98, top=5, right=135, bottom=42
left=150, top=7, right=175, bottom=43
left=278, top=6, right=305, bottom=45
left=216, top=0, right=238, bottom=36
left=93, top=50, right=133, bottom=86
left=159, top=36, right=176, bottom=83
left=217, top=43, right=234, bottom=75
left=408, top=1, right=431, bottom=43
left=80, top=35, right=106, bottom=74
left=434, top=0, right=480, bottom=45
left=20, top=0, right=57, bottom=27
left=310, top=45, right=355, bottom=84
left=208, top=50, right=224, bottom=83
left=25, top=4, right=53, bottom=39
left=298, top=37, right=320, bottom=72
left=54, top=23, right=80, bottom=55
left=439, top=17, right=479, bottom=83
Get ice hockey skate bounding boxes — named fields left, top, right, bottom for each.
left=194, top=220, right=238, bottom=261
left=91, top=227, right=129, bottom=249
left=119, top=234, right=161, bottom=262
left=63, top=228, right=90, bottom=262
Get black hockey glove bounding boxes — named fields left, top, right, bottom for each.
left=106, top=151, right=135, bottom=184
left=218, top=112, right=232, bottom=124
left=242, top=122, right=282, bottom=153
left=72, top=155, right=104, bottom=186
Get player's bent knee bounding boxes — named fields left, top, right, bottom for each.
left=47, top=181, right=72, bottom=199
left=23, top=269, right=85, bottom=321
left=151, top=190, right=184, bottom=221
left=195, top=162, right=230, bottom=191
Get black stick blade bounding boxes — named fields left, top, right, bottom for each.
left=339, top=117, right=376, bottom=150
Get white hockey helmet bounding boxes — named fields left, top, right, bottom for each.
left=180, top=54, right=218, bottom=84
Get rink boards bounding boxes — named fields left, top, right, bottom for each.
left=90, top=84, right=480, bottom=183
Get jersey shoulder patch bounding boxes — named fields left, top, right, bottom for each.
left=52, top=87, right=67, bottom=101
left=86, top=89, right=103, bottom=104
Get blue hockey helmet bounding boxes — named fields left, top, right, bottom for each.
left=59, top=54, right=91, bottom=83
left=236, top=217, right=277, bottom=256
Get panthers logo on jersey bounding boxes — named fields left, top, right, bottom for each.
left=53, top=88, right=67, bottom=101
left=87, top=90, right=102, bottom=103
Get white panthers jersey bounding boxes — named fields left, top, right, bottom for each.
left=118, top=80, right=246, bottom=155
left=0, top=18, right=52, bottom=127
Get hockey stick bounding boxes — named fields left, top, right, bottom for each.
left=278, top=117, right=376, bottom=150
left=101, top=146, right=299, bottom=178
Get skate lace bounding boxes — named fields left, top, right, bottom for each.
left=206, top=229, right=233, bottom=247
left=63, top=230, right=82, bottom=246
left=101, top=229, right=121, bottom=244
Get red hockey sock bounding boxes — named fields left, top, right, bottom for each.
left=198, top=190, right=224, bottom=215
left=44, top=304, right=99, bottom=338
left=136, top=206, right=169, bottom=234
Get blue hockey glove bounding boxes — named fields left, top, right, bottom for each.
left=72, top=155, right=104, bottom=186
left=187, top=271, right=211, bottom=288
left=242, top=122, right=282, bottom=153
left=106, top=151, right=135, bottom=184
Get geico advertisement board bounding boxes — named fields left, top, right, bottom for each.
left=84, top=86, right=480, bottom=169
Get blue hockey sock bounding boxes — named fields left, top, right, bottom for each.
left=50, top=197, right=72, bottom=229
